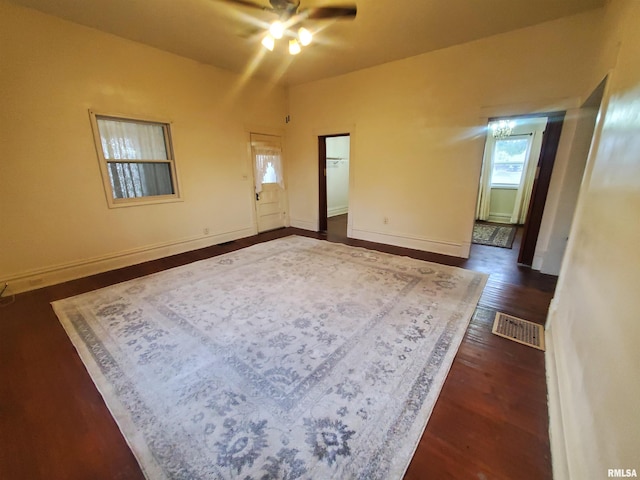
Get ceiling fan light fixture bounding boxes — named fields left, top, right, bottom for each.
left=261, top=34, right=275, bottom=51
left=269, top=20, right=285, bottom=39
left=225, top=0, right=357, bottom=56
left=298, top=27, right=312, bottom=46
left=289, top=39, right=301, bottom=55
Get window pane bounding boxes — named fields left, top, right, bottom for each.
left=92, top=113, right=180, bottom=205
left=491, top=138, right=529, bottom=186
left=255, top=150, right=282, bottom=185
left=107, top=162, right=174, bottom=199
left=262, top=162, right=277, bottom=184
left=98, top=118, right=168, bottom=160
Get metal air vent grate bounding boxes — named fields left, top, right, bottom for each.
left=492, top=312, right=545, bottom=351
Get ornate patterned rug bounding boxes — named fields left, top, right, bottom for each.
left=472, top=222, right=517, bottom=248
left=52, top=236, right=487, bottom=479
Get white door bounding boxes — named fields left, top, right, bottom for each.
left=251, top=134, right=286, bottom=233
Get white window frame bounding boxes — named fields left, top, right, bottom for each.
left=489, top=135, right=533, bottom=189
left=89, top=111, right=182, bottom=208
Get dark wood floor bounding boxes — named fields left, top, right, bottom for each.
left=0, top=217, right=556, bottom=479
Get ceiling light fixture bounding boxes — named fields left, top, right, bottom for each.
left=289, top=39, right=301, bottom=55
left=261, top=34, right=275, bottom=51
left=490, top=120, right=516, bottom=139
left=260, top=23, right=313, bottom=55
left=230, top=0, right=356, bottom=57
left=269, top=20, right=284, bottom=39
left=298, top=27, right=312, bottom=46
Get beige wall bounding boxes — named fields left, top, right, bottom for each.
left=546, top=0, right=640, bottom=477
left=286, top=11, right=602, bottom=257
left=0, top=2, right=286, bottom=292
left=535, top=100, right=601, bottom=275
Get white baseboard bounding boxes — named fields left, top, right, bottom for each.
left=2, top=226, right=256, bottom=295
left=351, top=228, right=470, bottom=258
left=487, top=213, right=513, bottom=223
left=328, top=206, right=348, bottom=217
left=289, top=218, right=317, bottom=231
left=546, top=307, right=571, bottom=480
left=532, top=253, right=544, bottom=272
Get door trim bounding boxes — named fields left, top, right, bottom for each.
left=318, top=133, right=350, bottom=232
left=318, top=136, right=328, bottom=232
left=518, top=111, right=566, bottom=265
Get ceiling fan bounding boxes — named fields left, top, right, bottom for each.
left=220, top=0, right=357, bottom=55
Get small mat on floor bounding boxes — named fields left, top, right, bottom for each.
left=492, top=312, right=545, bottom=351
left=472, top=223, right=517, bottom=249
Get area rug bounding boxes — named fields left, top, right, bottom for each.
left=52, top=236, right=487, bottom=480
left=472, top=222, right=517, bottom=248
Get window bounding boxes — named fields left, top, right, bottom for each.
left=250, top=134, right=284, bottom=194
left=254, top=148, right=282, bottom=186
left=90, top=113, right=180, bottom=207
left=490, top=137, right=531, bottom=187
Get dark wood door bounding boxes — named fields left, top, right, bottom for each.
left=518, top=112, right=566, bottom=265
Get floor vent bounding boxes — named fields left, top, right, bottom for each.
left=492, top=312, right=545, bottom=351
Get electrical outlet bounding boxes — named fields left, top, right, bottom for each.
left=383, top=217, right=389, bottom=225
left=203, top=227, right=210, bottom=235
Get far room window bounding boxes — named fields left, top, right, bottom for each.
left=490, top=137, right=531, bottom=187
left=90, top=113, right=180, bottom=207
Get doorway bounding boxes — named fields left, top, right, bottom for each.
left=476, top=116, right=549, bottom=226
left=318, top=134, right=350, bottom=236
left=475, top=112, right=565, bottom=266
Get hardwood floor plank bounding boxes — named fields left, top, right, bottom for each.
left=416, top=400, right=551, bottom=480
left=405, top=432, right=499, bottom=480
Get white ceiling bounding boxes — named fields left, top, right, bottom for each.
left=8, top=0, right=605, bottom=86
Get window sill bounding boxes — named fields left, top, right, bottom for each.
left=107, top=195, right=183, bottom=209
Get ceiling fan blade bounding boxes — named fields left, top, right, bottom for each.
left=237, top=25, right=264, bottom=39
left=216, top=0, right=273, bottom=13
left=301, top=5, right=357, bottom=20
